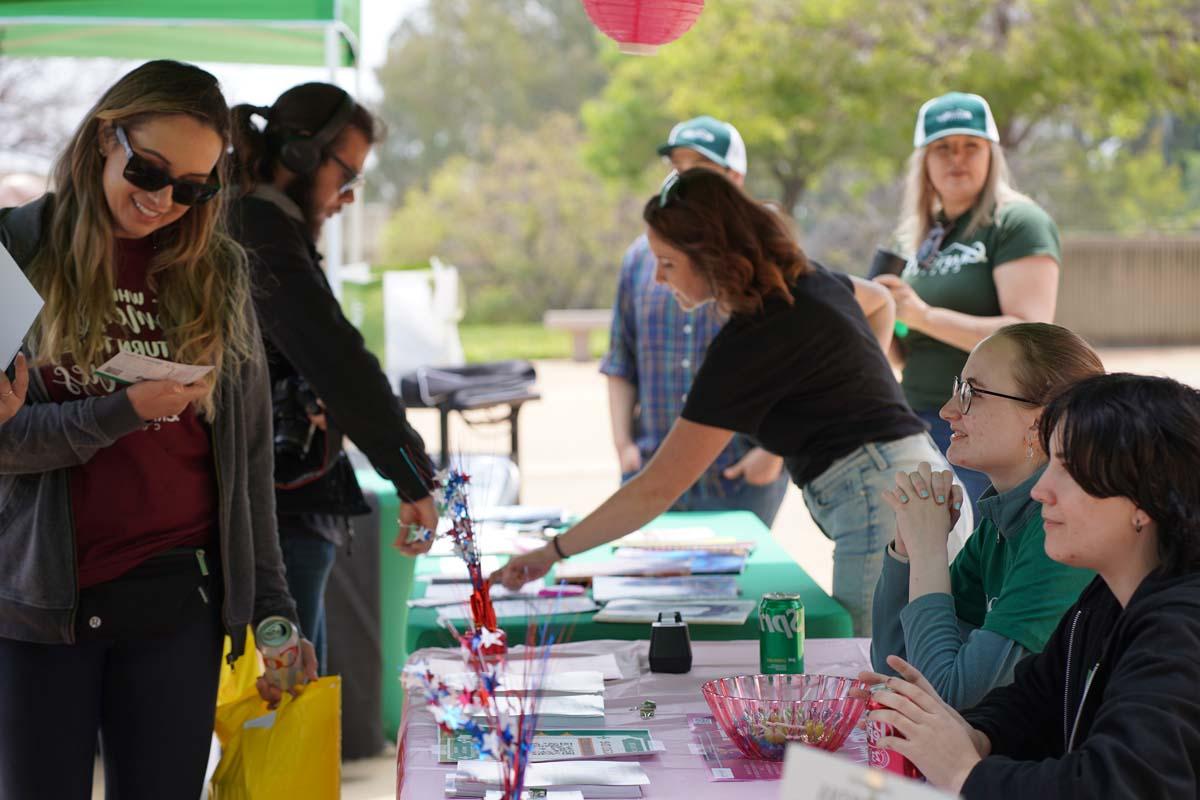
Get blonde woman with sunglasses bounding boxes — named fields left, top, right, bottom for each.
left=876, top=93, right=1061, bottom=520
left=0, top=61, right=311, bottom=798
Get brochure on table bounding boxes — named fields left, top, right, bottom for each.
left=472, top=694, right=605, bottom=728
left=590, top=575, right=740, bottom=603
left=0, top=241, right=42, bottom=370
left=439, top=728, right=663, bottom=763
left=780, top=743, right=961, bottom=799
left=594, top=599, right=756, bottom=626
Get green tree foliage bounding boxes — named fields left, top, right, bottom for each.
left=584, top=0, right=1200, bottom=216
left=379, top=114, right=650, bottom=322
left=373, top=0, right=607, bottom=201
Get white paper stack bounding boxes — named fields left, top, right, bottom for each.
left=440, top=670, right=605, bottom=696
left=483, top=792, right=583, bottom=800
left=424, top=651, right=624, bottom=681
left=448, top=760, right=649, bottom=798
left=472, top=694, right=605, bottom=728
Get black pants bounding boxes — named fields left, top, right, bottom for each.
left=0, top=553, right=224, bottom=800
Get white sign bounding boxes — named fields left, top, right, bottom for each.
left=779, top=744, right=960, bottom=800
left=0, top=241, right=43, bottom=369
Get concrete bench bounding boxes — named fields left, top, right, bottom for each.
left=543, top=308, right=613, bottom=361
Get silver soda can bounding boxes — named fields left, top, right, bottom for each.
left=256, top=616, right=304, bottom=692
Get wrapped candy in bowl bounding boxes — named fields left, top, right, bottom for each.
left=701, top=673, right=868, bottom=761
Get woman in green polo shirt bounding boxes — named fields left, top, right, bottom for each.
left=870, top=323, right=1101, bottom=708
left=876, top=92, right=1061, bottom=518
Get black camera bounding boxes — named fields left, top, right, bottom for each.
left=272, top=376, right=322, bottom=460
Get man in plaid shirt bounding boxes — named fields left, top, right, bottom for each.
left=600, top=116, right=789, bottom=526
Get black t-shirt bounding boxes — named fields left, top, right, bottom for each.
left=681, top=263, right=925, bottom=486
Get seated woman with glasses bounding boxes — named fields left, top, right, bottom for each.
left=870, top=323, right=1102, bottom=708
left=874, top=93, right=1062, bottom=520
left=863, top=373, right=1200, bottom=798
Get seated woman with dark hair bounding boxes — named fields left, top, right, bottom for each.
left=864, top=373, right=1200, bottom=798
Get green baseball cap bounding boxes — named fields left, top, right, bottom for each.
left=913, top=92, right=1000, bottom=148
left=657, top=115, right=747, bottom=175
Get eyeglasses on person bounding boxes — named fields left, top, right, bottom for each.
left=329, top=152, right=365, bottom=195
left=953, top=374, right=1037, bottom=415
left=114, top=126, right=221, bottom=207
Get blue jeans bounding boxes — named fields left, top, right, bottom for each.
left=917, top=409, right=991, bottom=523
left=801, top=432, right=954, bottom=636
left=278, top=520, right=337, bottom=675
left=621, top=472, right=790, bottom=528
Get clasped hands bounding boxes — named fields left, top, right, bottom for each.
left=881, top=461, right=963, bottom=558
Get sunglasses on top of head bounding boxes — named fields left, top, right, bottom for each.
left=114, top=125, right=221, bottom=207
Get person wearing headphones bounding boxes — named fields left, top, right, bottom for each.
left=229, top=85, right=437, bottom=674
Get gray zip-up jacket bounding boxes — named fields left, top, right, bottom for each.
left=0, top=196, right=297, bottom=663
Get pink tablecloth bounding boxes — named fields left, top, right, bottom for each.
left=396, top=637, right=872, bottom=799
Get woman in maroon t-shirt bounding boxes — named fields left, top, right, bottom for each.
left=0, top=61, right=310, bottom=798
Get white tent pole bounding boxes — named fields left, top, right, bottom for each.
left=347, top=55, right=366, bottom=267
left=324, top=21, right=344, bottom=300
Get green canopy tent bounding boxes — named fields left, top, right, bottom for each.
left=0, top=0, right=365, bottom=283
left=0, top=1, right=359, bottom=67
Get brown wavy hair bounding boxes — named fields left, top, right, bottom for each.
left=28, top=60, right=254, bottom=419
left=642, top=168, right=810, bottom=315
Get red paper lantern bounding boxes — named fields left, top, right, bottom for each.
left=581, top=0, right=705, bottom=56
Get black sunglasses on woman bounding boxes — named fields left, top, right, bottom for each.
left=115, top=125, right=221, bottom=206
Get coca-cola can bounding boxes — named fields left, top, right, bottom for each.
left=866, top=683, right=922, bottom=780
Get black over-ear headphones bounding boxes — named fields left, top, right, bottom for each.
left=276, top=88, right=356, bottom=175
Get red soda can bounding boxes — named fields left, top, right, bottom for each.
left=866, top=683, right=922, bottom=780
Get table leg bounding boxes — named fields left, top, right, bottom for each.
left=438, top=408, right=450, bottom=469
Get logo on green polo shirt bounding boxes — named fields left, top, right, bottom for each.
left=903, top=242, right=989, bottom=278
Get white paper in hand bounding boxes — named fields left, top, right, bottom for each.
left=95, top=351, right=214, bottom=385
left=0, top=241, right=43, bottom=368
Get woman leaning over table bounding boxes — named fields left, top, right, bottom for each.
left=498, top=168, right=965, bottom=635
left=0, top=60, right=312, bottom=798
left=870, top=323, right=1101, bottom=709
left=877, top=92, right=1061, bottom=518
left=863, top=374, right=1200, bottom=798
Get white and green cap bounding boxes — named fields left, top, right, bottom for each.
left=657, top=115, right=747, bottom=176
left=913, top=92, right=1000, bottom=148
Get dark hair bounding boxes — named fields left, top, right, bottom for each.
left=642, top=168, right=810, bottom=314
left=992, top=323, right=1104, bottom=404
left=1039, top=373, right=1200, bottom=575
left=230, top=82, right=380, bottom=191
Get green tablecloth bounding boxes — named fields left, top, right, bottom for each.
left=408, top=510, right=853, bottom=651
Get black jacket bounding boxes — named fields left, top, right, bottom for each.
left=228, top=189, right=433, bottom=520
left=961, top=570, right=1200, bottom=799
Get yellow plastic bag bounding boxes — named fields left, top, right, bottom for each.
left=217, top=628, right=264, bottom=708
left=210, top=676, right=341, bottom=800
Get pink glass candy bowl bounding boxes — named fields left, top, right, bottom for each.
left=701, top=673, right=868, bottom=761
